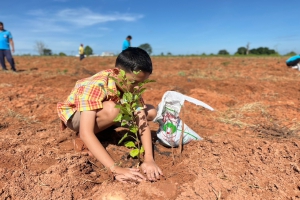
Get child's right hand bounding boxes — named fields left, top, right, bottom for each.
left=113, top=167, right=146, bottom=183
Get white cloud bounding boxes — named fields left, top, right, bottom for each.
left=26, top=19, right=68, bottom=32
left=56, top=8, right=143, bottom=26
left=25, top=8, right=143, bottom=32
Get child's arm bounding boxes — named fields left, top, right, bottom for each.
left=79, top=110, right=146, bottom=182
left=136, top=110, right=163, bottom=181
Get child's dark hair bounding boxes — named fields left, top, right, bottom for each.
left=116, top=47, right=152, bottom=74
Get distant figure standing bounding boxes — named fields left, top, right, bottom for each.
left=0, top=22, right=16, bottom=72
left=286, top=54, right=300, bottom=71
left=79, top=44, right=85, bottom=61
left=122, top=35, right=132, bottom=51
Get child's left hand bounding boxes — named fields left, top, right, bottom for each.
left=141, top=160, right=163, bottom=181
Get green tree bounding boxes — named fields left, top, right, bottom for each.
left=249, top=47, right=277, bottom=55
left=218, top=49, right=230, bottom=55
left=59, top=52, right=67, bottom=56
left=285, top=51, right=297, bottom=56
left=235, top=47, right=247, bottom=55
left=249, top=48, right=258, bottom=55
left=138, top=43, right=152, bottom=55
left=84, top=45, right=93, bottom=56
left=43, top=48, right=52, bottom=56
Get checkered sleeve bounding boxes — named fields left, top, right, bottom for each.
left=76, top=84, right=106, bottom=111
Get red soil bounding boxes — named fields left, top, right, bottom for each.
left=0, top=56, right=299, bottom=199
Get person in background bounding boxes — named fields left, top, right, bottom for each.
left=0, top=22, right=16, bottom=72
left=286, top=54, right=300, bottom=71
left=122, top=35, right=132, bottom=51
left=79, top=44, right=85, bottom=61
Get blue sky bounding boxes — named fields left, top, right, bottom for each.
left=1, top=0, right=300, bottom=55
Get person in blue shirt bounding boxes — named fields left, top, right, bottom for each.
left=0, top=22, right=16, bottom=72
left=286, top=54, right=300, bottom=71
left=122, top=35, right=132, bottom=51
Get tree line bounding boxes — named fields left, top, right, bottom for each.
left=33, top=41, right=153, bottom=56
left=31, top=41, right=296, bottom=57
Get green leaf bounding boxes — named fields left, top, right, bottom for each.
left=118, top=132, right=128, bottom=144
left=133, top=70, right=141, bottom=75
left=120, top=106, right=130, bottom=115
left=118, top=75, right=126, bottom=83
left=131, top=102, right=137, bottom=109
left=109, top=76, right=118, bottom=82
left=120, top=97, right=127, bottom=104
left=129, top=149, right=140, bottom=157
left=133, top=87, right=139, bottom=93
left=140, top=146, right=145, bottom=154
left=124, top=141, right=136, bottom=148
left=129, top=80, right=135, bottom=85
left=107, top=88, right=116, bottom=95
left=134, top=94, right=139, bottom=101
left=126, top=104, right=131, bottom=113
left=114, top=113, right=123, bottom=122
left=122, top=114, right=131, bottom=122
left=120, top=69, right=126, bottom=77
left=138, top=82, right=144, bottom=87
left=129, top=126, right=138, bottom=134
left=123, top=92, right=133, bottom=103
left=121, top=120, right=128, bottom=126
left=139, top=88, right=146, bottom=95
left=144, top=79, right=156, bottom=83
left=114, top=104, right=122, bottom=109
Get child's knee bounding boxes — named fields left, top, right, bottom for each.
left=145, top=104, right=157, bottom=121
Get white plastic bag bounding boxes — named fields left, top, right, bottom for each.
left=153, top=91, right=214, bottom=147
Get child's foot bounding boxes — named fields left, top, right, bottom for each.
left=73, top=138, right=94, bottom=157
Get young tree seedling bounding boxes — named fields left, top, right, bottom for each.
left=109, top=70, right=155, bottom=163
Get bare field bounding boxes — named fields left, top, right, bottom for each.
left=0, top=56, right=299, bottom=199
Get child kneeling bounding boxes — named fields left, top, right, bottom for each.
left=57, top=47, right=162, bottom=183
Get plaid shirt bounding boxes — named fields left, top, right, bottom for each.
left=57, top=68, right=144, bottom=129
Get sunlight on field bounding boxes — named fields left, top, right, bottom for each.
left=101, top=193, right=126, bottom=200
left=0, top=56, right=299, bottom=199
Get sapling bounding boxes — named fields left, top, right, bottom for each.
left=109, top=69, right=155, bottom=163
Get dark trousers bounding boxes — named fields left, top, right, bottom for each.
left=0, top=50, right=16, bottom=71
left=80, top=54, right=85, bottom=61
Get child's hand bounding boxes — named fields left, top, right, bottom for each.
left=113, top=167, right=146, bottom=183
left=141, top=160, right=163, bottom=181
